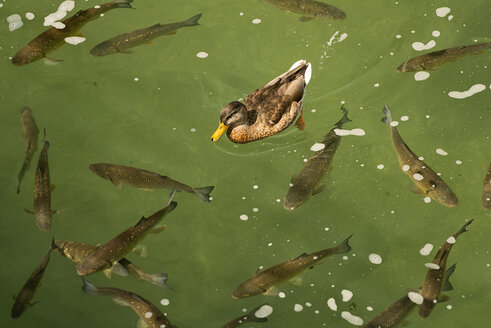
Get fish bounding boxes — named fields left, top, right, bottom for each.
left=11, top=0, right=134, bottom=65
left=54, top=240, right=171, bottom=289
left=397, top=42, right=491, bottom=72
left=220, top=304, right=272, bottom=328
left=89, top=162, right=214, bottom=202
left=11, top=239, right=56, bottom=318
left=77, top=197, right=177, bottom=276
left=419, top=220, right=473, bottom=318
left=363, top=292, right=416, bottom=328
left=90, top=13, right=202, bottom=56
left=233, top=234, right=352, bottom=298
left=17, top=107, right=39, bottom=194
left=482, top=161, right=491, bottom=209
left=82, top=278, right=176, bottom=328
left=381, top=105, right=458, bottom=207
left=263, top=0, right=346, bottom=21
left=284, top=106, right=350, bottom=210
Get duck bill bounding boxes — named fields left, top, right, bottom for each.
left=211, top=122, right=228, bottom=141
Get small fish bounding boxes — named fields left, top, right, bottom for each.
left=482, top=161, right=491, bottom=209
left=381, top=105, right=458, bottom=207
left=77, top=198, right=177, bottom=276
left=220, top=304, right=272, bottom=328
left=419, top=220, right=473, bottom=318
left=54, top=240, right=171, bottom=289
left=11, top=239, right=56, bottom=318
left=363, top=292, right=416, bottom=328
left=90, top=13, right=202, bottom=56
left=82, top=278, right=176, bottom=328
left=12, top=0, right=133, bottom=65
left=89, top=163, right=214, bottom=202
left=284, top=106, right=350, bottom=210
left=264, top=0, right=346, bottom=21
left=397, top=42, right=491, bottom=72
left=17, top=107, right=39, bottom=194
left=233, top=234, right=352, bottom=298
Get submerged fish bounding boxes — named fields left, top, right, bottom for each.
left=397, top=42, right=491, bottom=72
left=284, top=106, right=350, bottom=210
left=12, top=0, right=133, bottom=65
left=54, top=240, right=170, bottom=289
left=482, top=161, right=491, bottom=209
left=11, top=239, right=56, bottom=318
left=89, top=162, right=214, bottom=202
left=264, top=0, right=346, bottom=21
left=17, top=107, right=39, bottom=194
left=220, top=304, right=272, bottom=328
left=381, top=105, right=458, bottom=207
left=77, top=198, right=177, bottom=276
left=233, top=234, right=352, bottom=298
left=82, top=279, right=176, bottom=328
left=419, top=220, right=473, bottom=318
left=90, top=13, right=202, bottom=56
left=363, top=292, right=416, bottom=328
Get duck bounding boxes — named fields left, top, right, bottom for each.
left=210, top=59, right=312, bottom=143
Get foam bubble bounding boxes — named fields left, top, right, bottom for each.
left=413, top=173, right=424, bottom=181
left=334, top=128, right=366, bottom=136
left=425, top=263, right=440, bottom=270
left=414, top=71, right=430, bottom=81
left=278, top=292, right=286, bottom=298
left=400, top=116, right=409, bottom=121
left=145, top=312, right=153, bottom=318
left=424, top=196, right=431, bottom=203
left=160, top=298, right=170, bottom=306
left=252, top=208, right=259, bottom=212
left=436, top=148, right=448, bottom=156
left=419, top=243, right=433, bottom=256
left=447, top=304, right=453, bottom=310
left=294, top=304, right=303, bottom=312
left=253, top=185, right=258, bottom=189
left=402, top=164, right=410, bottom=172
left=44, top=1, right=75, bottom=27
left=432, top=30, right=441, bottom=37
left=396, top=34, right=402, bottom=39
left=436, top=7, right=451, bottom=17
left=52, top=21, right=66, bottom=29
left=366, top=306, right=373, bottom=311
left=196, top=51, right=208, bottom=58
left=255, top=304, right=273, bottom=318
left=7, top=14, right=23, bottom=31
left=64, top=36, right=86, bottom=45
left=374, top=83, right=380, bottom=87
left=25, top=12, right=35, bottom=20
left=342, top=289, right=353, bottom=302
left=341, top=311, right=364, bottom=326
left=412, top=40, right=436, bottom=51
left=252, top=18, right=261, bottom=24
left=368, top=253, right=382, bottom=264
left=239, top=214, right=248, bottom=221
left=448, top=84, right=486, bottom=99
left=377, top=164, right=384, bottom=170
left=408, top=291, right=424, bottom=304
left=455, top=160, right=462, bottom=165
left=311, top=143, right=326, bottom=151
left=390, top=121, right=399, bottom=127
left=447, top=236, right=456, bottom=244
left=327, top=298, right=337, bottom=311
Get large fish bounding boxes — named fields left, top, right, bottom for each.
left=54, top=240, right=170, bottom=289
left=77, top=198, right=177, bottom=276
left=82, top=279, right=176, bottom=328
left=17, top=107, right=39, bottom=194
left=12, top=0, right=133, bottom=65
left=363, top=292, right=416, bottom=328
left=381, top=105, right=458, bottom=207
left=397, top=42, right=491, bottom=72
left=284, top=106, right=350, bottom=210
left=11, top=239, right=56, bottom=318
left=264, top=0, right=346, bottom=21
left=90, top=13, right=202, bottom=56
left=482, top=161, right=491, bottom=209
left=89, top=162, right=214, bottom=202
left=233, top=234, right=352, bottom=298
left=220, top=304, right=272, bottom=328
left=419, top=220, right=473, bottom=318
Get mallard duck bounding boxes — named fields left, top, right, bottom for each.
left=211, top=60, right=312, bottom=143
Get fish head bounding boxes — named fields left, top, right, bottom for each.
left=284, top=184, right=312, bottom=211
left=89, top=44, right=116, bottom=56
left=89, top=163, right=109, bottom=180
left=11, top=48, right=45, bottom=66
left=35, top=213, right=52, bottom=231
left=11, top=302, right=26, bottom=319
left=428, top=185, right=458, bottom=207
left=76, top=256, right=110, bottom=276
left=232, top=280, right=263, bottom=299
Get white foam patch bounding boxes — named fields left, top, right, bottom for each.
left=412, top=40, right=436, bottom=51
left=447, top=236, right=456, bottom=244
left=26, top=12, right=35, bottom=20
left=377, top=164, right=384, bottom=170
left=334, top=128, right=366, bottom=136
left=341, top=311, right=364, bottom=326
left=327, top=298, right=337, bottom=311
left=436, top=148, right=448, bottom=156
left=448, top=84, right=486, bottom=99
left=278, top=292, right=286, bottom=298
left=419, top=243, right=433, bottom=256
left=395, top=34, right=401, bottom=39
left=44, top=1, right=75, bottom=27
left=400, top=116, right=409, bottom=121
left=413, top=173, right=424, bottom=181
left=436, top=7, right=451, bottom=17
left=447, top=304, right=453, bottom=310
left=408, top=291, right=424, bottom=304
left=255, top=304, right=273, bottom=318
left=196, top=51, right=208, bottom=58
left=366, top=306, right=373, bottom=311
left=402, top=164, right=410, bottom=172
left=7, top=14, right=23, bottom=31
left=65, top=36, right=86, bottom=45
left=52, top=21, right=66, bottom=29
left=311, top=143, right=325, bottom=151
left=239, top=214, right=248, bottom=221
left=424, top=196, right=431, bottom=203
left=390, top=121, right=399, bottom=127
left=160, top=298, right=170, bottom=306
left=432, top=30, right=441, bottom=37
left=327, top=31, right=348, bottom=46
left=252, top=208, right=259, bottom=212
left=448, top=15, right=453, bottom=21
left=456, top=160, right=462, bottom=165
left=414, top=71, right=430, bottom=81
left=368, top=253, right=382, bottom=264
left=374, top=83, right=380, bottom=87
left=425, top=263, right=440, bottom=270
left=145, top=312, right=153, bottom=318
left=294, top=304, right=303, bottom=312
left=252, top=18, right=261, bottom=24
left=342, top=289, right=353, bottom=302
left=339, top=33, right=348, bottom=42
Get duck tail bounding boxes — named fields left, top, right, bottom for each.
left=381, top=104, right=393, bottom=126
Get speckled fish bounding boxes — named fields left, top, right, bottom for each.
left=381, top=105, right=458, bottom=207
left=363, top=292, right=417, bottom=328
left=419, top=220, right=473, bottom=318
left=90, top=13, right=201, bottom=56
left=284, top=106, right=350, bottom=210
left=11, top=0, right=133, bottom=65
left=220, top=304, right=272, bottom=328
left=17, top=107, right=39, bottom=194
left=89, top=162, right=214, bottom=202
left=233, top=234, right=352, bottom=298
left=77, top=198, right=177, bottom=276
left=397, top=42, right=491, bottom=72
left=11, top=239, right=56, bottom=318
left=54, top=240, right=170, bottom=289
left=82, top=279, right=176, bottom=328
left=264, top=0, right=346, bottom=21
left=482, top=161, right=491, bottom=209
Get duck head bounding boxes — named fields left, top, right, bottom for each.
left=211, top=101, right=247, bottom=141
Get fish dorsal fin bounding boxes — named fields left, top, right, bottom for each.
left=442, top=263, right=457, bottom=292
left=295, top=253, right=308, bottom=260
left=150, top=23, right=161, bottom=29
left=428, top=49, right=447, bottom=57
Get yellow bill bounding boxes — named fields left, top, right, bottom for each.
left=211, top=122, right=228, bottom=141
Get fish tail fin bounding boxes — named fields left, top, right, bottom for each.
left=454, top=219, right=473, bottom=238
left=442, top=263, right=457, bottom=292
left=333, top=234, right=353, bottom=254
left=82, top=278, right=100, bottom=295
left=194, top=186, right=215, bottom=202
left=184, top=13, right=202, bottom=26
left=335, top=105, right=351, bottom=128
left=111, top=0, right=134, bottom=9
left=147, top=272, right=173, bottom=290
left=381, top=104, right=392, bottom=126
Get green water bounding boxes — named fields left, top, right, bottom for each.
left=1, top=0, right=490, bottom=327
